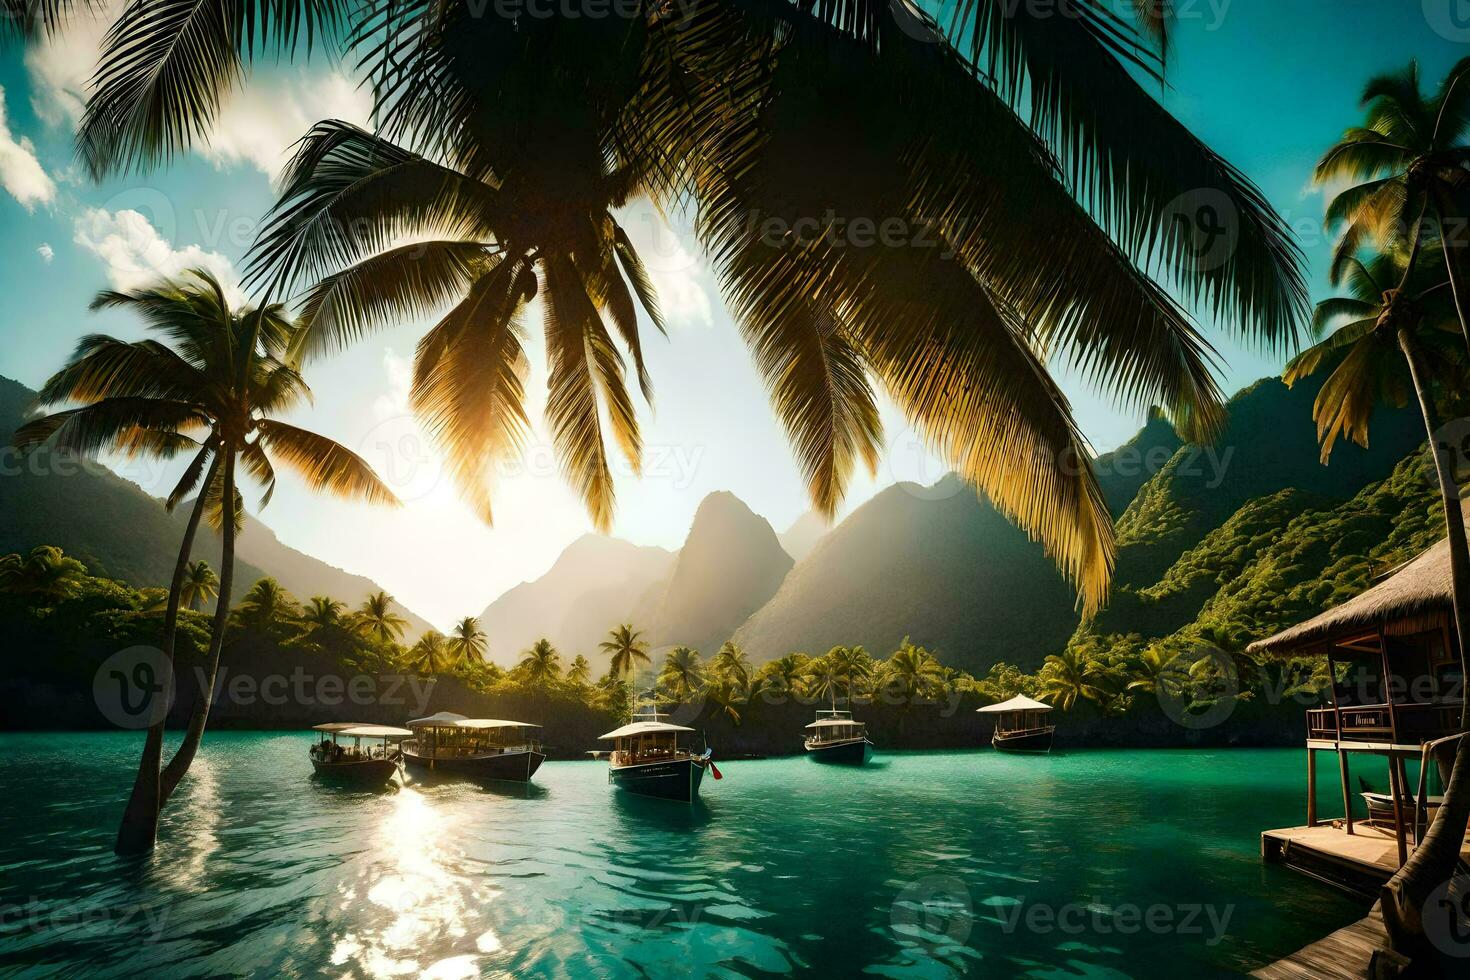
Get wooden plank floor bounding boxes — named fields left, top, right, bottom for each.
left=1252, top=908, right=1387, bottom=979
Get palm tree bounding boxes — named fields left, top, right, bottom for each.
left=709, top=642, right=752, bottom=692
left=0, top=546, right=87, bottom=604
left=879, top=640, right=948, bottom=707
left=1282, top=242, right=1470, bottom=952
left=657, top=646, right=705, bottom=703
left=600, top=624, right=650, bottom=689
left=829, top=645, right=871, bottom=708
left=448, top=616, right=487, bottom=667
left=567, top=655, right=592, bottom=686
left=1037, top=648, right=1116, bottom=712
left=1316, top=59, right=1470, bottom=346
left=14, top=270, right=399, bottom=855
left=1126, top=646, right=1186, bottom=698
left=302, top=596, right=347, bottom=630
left=517, top=638, right=562, bottom=686
left=179, top=560, right=218, bottom=612
left=355, top=591, right=409, bottom=644
left=233, top=577, right=298, bottom=633
left=757, top=653, right=811, bottom=701
left=409, top=631, right=449, bottom=675
left=77, top=2, right=1309, bottom=619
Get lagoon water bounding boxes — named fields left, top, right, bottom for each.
left=0, top=734, right=1366, bottom=978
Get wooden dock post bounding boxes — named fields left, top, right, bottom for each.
left=1306, top=748, right=1317, bottom=827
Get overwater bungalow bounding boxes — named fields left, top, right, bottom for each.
left=403, top=712, right=547, bottom=783
left=977, top=695, right=1056, bottom=753
left=1249, top=535, right=1469, bottom=896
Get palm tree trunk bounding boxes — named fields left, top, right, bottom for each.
left=159, top=451, right=237, bottom=807
left=114, top=454, right=220, bottom=856
left=1382, top=324, right=1470, bottom=954
left=1433, top=188, right=1470, bottom=357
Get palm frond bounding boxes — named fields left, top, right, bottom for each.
left=254, top=419, right=400, bottom=507
left=13, top=398, right=209, bottom=456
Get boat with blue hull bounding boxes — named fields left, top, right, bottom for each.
left=804, top=709, right=874, bottom=765
left=599, top=709, right=717, bottom=803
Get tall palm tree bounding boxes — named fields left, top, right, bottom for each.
left=0, top=546, right=87, bottom=604
left=1036, top=648, right=1115, bottom=712
left=302, top=596, right=347, bottom=630
left=409, top=631, right=449, bottom=675
left=355, top=590, right=409, bottom=644
left=879, top=640, right=948, bottom=707
left=600, top=624, right=650, bottom=688
left=76, top=1, right=1309, bottom=617
left=657, top=646, right=705, bottom=702
left=1316, top=59, right=1470, bottom=346
left=448, top=616, right=487, bottom=666
left=233, top=577, right=298, bottom=633
left=829, top=645, right=871, bottom=708
left=179, top=560, right=218, bottom=612
left=14, top=270, right=398, bottom=855
left=1282, top=242, right=1470, bottom=950
left=709, top=642, right=752, bottom=692
left=567, top=655, right=592, bottom=686
left=517, top=638, right=562, bottom=686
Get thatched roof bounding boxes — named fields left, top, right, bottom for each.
left=1248, top=518, right=1462, bottom=657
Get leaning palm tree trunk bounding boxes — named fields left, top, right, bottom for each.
left=1380, top=325, right=1470, bottom=957
left=159, top=453, right=237, bottom=806
left=115, top=455, right=220, bottom=855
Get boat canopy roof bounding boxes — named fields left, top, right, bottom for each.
left=598, top=720, right=695, bottom=740
left=805, top=717, right=867, bottom=729
left=977, top=695, right=1053, bottom=714
left=339, top=725, right=413, bottom=738
left=406, top=712, right=540, bottom=730
left=312, top=722, right=369, bottom=732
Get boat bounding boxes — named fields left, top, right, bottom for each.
left=598, top=707, right=718, bottom=803
left=309, top=723, right=411, bottom=785
left=803, top=708, right=873, bottom=765
left=978, top=695, right=1055, bottom=753
left=402, top=711, right=547, bottom=782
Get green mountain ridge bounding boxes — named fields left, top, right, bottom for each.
left=0, top=376, right=435, bottom=637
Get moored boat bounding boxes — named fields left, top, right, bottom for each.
left=402, top=712, right=547, bottom=783
left=309, top=723, right=411, bottom=785
left=803, top=709, right=873, bottom=765
left=978, top=695, right=1055, bottom=753
left=599, top=708, right=717, bottom=803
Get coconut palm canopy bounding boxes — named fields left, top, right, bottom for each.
left=58, top=0, right=1310, bottom=614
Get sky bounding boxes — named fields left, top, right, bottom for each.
left=0, top=2, right=1464, bottom=629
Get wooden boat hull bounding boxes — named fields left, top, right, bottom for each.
left=403, top=748, right=546, bottom=783
left=609, top=756, right=705, bottom=802
left=311, top=757, right=400, bottom=785
left=805, top=737, right=873, bottom=765
left=992, top=727, right=1055, bottom=753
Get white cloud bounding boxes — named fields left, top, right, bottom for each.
left=614, top=203, right=714, bottom=329
left=37, top=243, right=54, bottom=262
left=374, top=348, right=415, bottom=420
left=25, top=4, right=369, bottom=182
left=0, top=86, right=56, bottom=211
left=200, top=74, right=373, bottom=181
left=73, top=207, right=242, bottom=305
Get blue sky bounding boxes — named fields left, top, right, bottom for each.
left=0, top=3, right=1462, bottom=628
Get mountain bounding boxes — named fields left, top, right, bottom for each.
left=731, top=375, right=1424, bottom=674
left=0, top=375, right=434, bottom=636
left=476, top=534, right=675, bottom=668
left=778, top=511, right=830, bottom=562
left=637, top=491, right=794, bottom=654
left=732, top=475, right=1080, bottom=667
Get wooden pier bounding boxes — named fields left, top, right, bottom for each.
left=1251, top=908, right=1388, bottom=979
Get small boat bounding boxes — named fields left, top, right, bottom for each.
left=803, top=708, right=873, bottom=765
left=402, top=712, right=547, bottom=783
left=309, top=723, right=411, bottom=785
left=599, top=707, right=717, bottom=803
left=978, top=695, right=1055, bottom=753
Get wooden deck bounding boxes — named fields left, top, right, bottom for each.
left=1260, top=823, right=1470, bottom=897
left=1252, top=908, right=1388, bottom=979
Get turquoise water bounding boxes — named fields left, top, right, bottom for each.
left=0, top=735, right=1365, bottom=978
